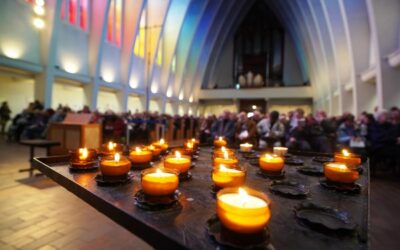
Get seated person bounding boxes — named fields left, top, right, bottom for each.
left=235, top=112, right=257, bottom=145
left=257, top=111, right=285, bottom=149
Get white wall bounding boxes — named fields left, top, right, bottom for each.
left=0, top=76, right=34, bottom=118
left=52, top=82, right=86, bottom=110
left=97, top=89, right=121, bottom=113
left=0, top=0, right=40, bottom=63
left=212, top=38, right=234, bottom=88
left=127, top=95, right=143, bottom=113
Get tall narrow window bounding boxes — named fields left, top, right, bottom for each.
left=134, top=10, right=146, bottom=57
left=156, top=38, right=163, bottom=65
left=107, top=0, right=123, bottom=46
left=79, top=0, right=88, bottom=30
left=171, top=55, right=176, bottom=73
left=60, top=0, right=89, bottom=31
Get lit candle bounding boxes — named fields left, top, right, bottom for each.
left=69, top=148, right=97, bottom=168
left=141, top=168, right=179, bottom=196
left=212, top=164, right=246, bottom=188
left=102, top=141, right=122, bottom=155
left=214, top=146, right=235, bottom=159
left=217, top=188, right=271, bottom=234
left=214, top=151, right=239, bottom=167
left=273, top=147, right=288, bottom=157
left=152, top=139, right=169, bottom=152
left=240, top=143, right=253, bottom=152
left=164, top=151, right=191, bottom=174
left=183, top=142, right=194, bottom=156
left=190, top=138, right=200, bottom=150
left=147, top=145, right=162, bottom=157
left=100, top=153, right=131, bottom=176
left=334, top=149, right=361, bottom=167
left=259, top=154, right=284, bottom=172
left=324, top=162, right=359, bottom=184
left=214, top=136, right=227, bottom=148
left=129, top=147, right=153, bottom=164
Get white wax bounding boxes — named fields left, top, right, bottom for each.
left=146, top=172, right=175, bottom=178
left=219, top=193, right=267, bottom=209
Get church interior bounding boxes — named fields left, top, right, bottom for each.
left=0, top=0, right=399, bottom=249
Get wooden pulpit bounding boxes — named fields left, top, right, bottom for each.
left=48, top=113, right=102, bottom=155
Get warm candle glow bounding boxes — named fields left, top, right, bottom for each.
left=175, top=151, right=181, bottom=159
left=108, top=141, right=116, bottom=151
left=186, top=142, right=193, bottom=149
left=78, top=148, right=88, bottom=160
left=342, top=149, right=350, bottom=157
left=141, top=168, right=179, bottom=196
left=114, top=153, right=120, bottom=162
left=259, top=154, right=284, bottom=172
left=324, top=162, right=359, bottom=183
left=136, top=147, right=141, bottom=152
left=160, top=139, right=165, bottom=144
left=265, top=154, right=273, bottom=160
left=224, top=151, right=229, bottom=160
left=219, top=137, right=222, bottom=141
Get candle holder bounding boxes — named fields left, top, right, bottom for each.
left=134, top=189, right=181, bottom=211
left=257, top=169, right=285, bottom=179
left=95, top=172, right=134, bottom=186
left=214, top=137, right=227, bottom=148
left=141, top=168, right=179, bottom=197
left=269, top=180, right=309, bottom=199
left=69, top=148, right=98, bottom=171
left=294, top=202, right=357, bottom=235
left=99, top=154, right=131, bottom=177
left=319, top=179, right=362, bottom=194
left=212, top=165, right=246, bottom=190
left=129, top=147, right=154, bottom=170
left=206, top=215, right=271, bottom=249
left=324, top=162, right=359, bottom=184
left=334, top=150, right=362, bottom=168
left=297, top=165, right=324, bottom=176
left=273, top=146, right=288, bottom=157
left=216, top=187, right=271, bottom=234
left=146, top=145, right=162, bottom=162
left=152, top=139, right=169, bottom=154
left=164, top=153, right=192, bottom=181
left=239, top=143, right=254, bottom=153
left=100, top=142, right=124, bottom=156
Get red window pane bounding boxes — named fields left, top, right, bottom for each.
left=61, top=0, right=65, bottom=20
left=79, top=0, right=88, bottom=29
left=107, top=0, right=115, bottom=42
left=69, top=0, right=77, bottom=25
left=115, top=0, right=122, bottom=46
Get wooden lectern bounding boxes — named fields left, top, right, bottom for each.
left=48, top=113, right=102, bottom=155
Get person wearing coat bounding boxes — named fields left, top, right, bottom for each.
left=257, top=111, right=285, bottom=149
left=235, top=112, right=257, bottom=145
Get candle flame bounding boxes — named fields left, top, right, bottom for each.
left=223, top=151, right=229, bottom=160
left=265, top=154, right=273, bottom=160
left=219, top=164, right=228, bottom=171
left=148, top=145, right=154, bottom=150
left=186, top=142, right=193, bottom=149
left=219, top=137, right=222, bottom=141
left=160, top=138, right=165, bottom=144
left=221, top=146, right=226, bottom=152
left=175, top=151, right=181, bottom=159
left=238, top=188, right=249, bottom=200
left=114, top=153, right=120, bottom=162
left=155, top=168, right=162, bottom=174
left=191, top=138, right=196, bottom=142
left=342, top=149, right=350, bottom=157
left=135, top=147, right=141, bottom=152
left=108, top=141, right=115, bottom=150
left=336, top=164, right=348, bottom=170
left=78, top=148, right=88, bottom=160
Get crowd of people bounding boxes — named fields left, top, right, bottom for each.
left=199, top=107, right=400, bottom=174
left=1, top=100, right=399, bottom=173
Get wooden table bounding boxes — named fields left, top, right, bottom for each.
left=19, top=139, right=60, bottom=177
left=33, top=148, right=369, bottom=250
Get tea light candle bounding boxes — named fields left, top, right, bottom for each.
left=70, top=148, right=97, bottom=167
left=141, top=168, right=179, bottom=196
left=152, top=139, right=169, bottom=152
left=183, top=142, right=194, bottom=155
left=214, top=146, right=235, bottom=159
left=334, top=149, right=361, bottom=167
left=324, top=162, right=359, bottom=184
left=273, top=147, right=288, bottom=157
left=100, top=153, right=131, bottom=176
left=164, top=151, right=191, bottom=174
left=147, top=145, right=161, bottom=157
left=217, top=188, right=271, bottom=234
left=129, top=147, right=153, bottom=164
left=259, top=154, right=284, bottom=172
left=214, top=136, right=227, bottom=148
left=214, top=151, right=239, bottom=167
left=240, top=143, right=253, bottom=152
left=102, top=141, right=122, bottom=155
left=190, top=138, right=200, bottom=150
left=212, top=164, right=246, bottom=188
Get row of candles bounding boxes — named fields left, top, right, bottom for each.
left=71, top=136, right=362, bottom=235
